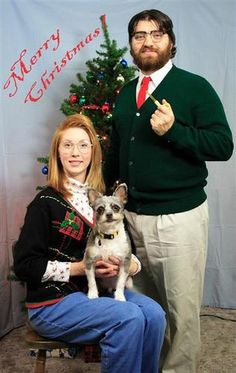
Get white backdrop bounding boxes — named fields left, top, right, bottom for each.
left=0, top=0, right=235, bottom=337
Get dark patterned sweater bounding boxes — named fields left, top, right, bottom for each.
left=104, top=65, right=233, bottom=215
left=13, top=187, right=92, bottom=308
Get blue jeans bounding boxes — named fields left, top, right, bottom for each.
left=28, top=290, right=166, bottom=373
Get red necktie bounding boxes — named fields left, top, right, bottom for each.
left=137, top=76, right=151, bottom=108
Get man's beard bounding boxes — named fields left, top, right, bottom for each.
left=130, top=43, right=172, bottom=72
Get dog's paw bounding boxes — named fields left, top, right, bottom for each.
left=114, top=291, right=126, bottom=301
left=87, top=289, right=99, bottom=299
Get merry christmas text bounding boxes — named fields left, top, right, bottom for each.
left=3, top=26, right=101, bottom=103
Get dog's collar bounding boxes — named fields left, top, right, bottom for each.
left=99, top=231, right=119, bottom=240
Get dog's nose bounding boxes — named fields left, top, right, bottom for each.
left=106, top=213, right=113, bottom=221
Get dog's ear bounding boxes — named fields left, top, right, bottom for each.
left=113, top=183, right=128, bottom=204
left=87, top=188, right=102, bottom=206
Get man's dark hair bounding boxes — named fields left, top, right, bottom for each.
left=128, top=9, right=177, bottom=58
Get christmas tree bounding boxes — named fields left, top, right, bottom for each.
left=60, top=14, right=137, bottom=154
left=38, top=15, right=136, bottom=178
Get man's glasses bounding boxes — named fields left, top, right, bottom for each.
left=60, top=140, right=93, bottom=154
left=132, top=30, right=165, bottom=42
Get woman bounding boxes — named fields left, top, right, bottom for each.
left=14, top=113, right=166, bottom=373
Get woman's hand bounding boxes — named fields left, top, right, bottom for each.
left=96, top=255, right=139, bottom=277
left=69, top=255, right=140, bottom=278
left=69, top=260, right=86, bottom=276
left=95, top=256, right=121, bottom=278
left=69, top=257, right=120, bottom=278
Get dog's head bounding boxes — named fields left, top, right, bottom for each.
left=87, top=184, right=128, bottom=230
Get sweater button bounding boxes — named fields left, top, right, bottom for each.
left=129, top=161, right=133, bottom=166
left=131, top=136, right=135, bottom=141
left=136, top=112, right=140, bottom=117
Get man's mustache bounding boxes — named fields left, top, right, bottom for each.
left=140, top=46, right=159, bottom=53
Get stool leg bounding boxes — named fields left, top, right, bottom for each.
left=34, top=349, right=46, bottom=373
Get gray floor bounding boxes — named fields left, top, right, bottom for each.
left=0, top=307, right=235, bottom=373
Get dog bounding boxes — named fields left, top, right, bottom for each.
left=85, top=183, right=132, bottom=301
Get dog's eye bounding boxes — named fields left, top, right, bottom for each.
left=112, top=204, right=120, bottom=213
left=97, top=206, right=105, bottom=215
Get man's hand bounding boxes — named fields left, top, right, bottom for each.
left=150, top=99, right=175, bottom=136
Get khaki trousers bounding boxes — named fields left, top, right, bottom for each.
left=125, top=201, right=208, bottom=373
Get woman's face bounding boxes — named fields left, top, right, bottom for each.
left=58, top=127, right=92, bottom=183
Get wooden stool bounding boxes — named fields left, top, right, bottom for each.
left=25, top=324, right=100, bottom=373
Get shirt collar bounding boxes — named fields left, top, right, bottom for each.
left=64, top=177, right=95, bottom=227
left=66, top=177, right=88, bottom=190
left=137, top=60, right=173, bottom=92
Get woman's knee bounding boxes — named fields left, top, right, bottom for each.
left=143, top=299, right=166, bottom=330
left=116, top=301, right=145, bottom=329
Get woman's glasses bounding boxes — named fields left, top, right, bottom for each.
left=60, top=140, right=93, bottom=154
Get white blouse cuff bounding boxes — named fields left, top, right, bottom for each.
left=42, top=261, right=71, bottom=282
left=131, top=253, right=141, bottom=276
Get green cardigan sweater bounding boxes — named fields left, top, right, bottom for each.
left=104, top=65, right=233, bottom=215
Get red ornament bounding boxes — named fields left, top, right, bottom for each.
left=69, top=95, right=77, bottom=104
left=101, top=103, right=110, bottom=113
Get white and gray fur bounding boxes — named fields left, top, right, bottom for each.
left=85, top=183, right=132, bottom=301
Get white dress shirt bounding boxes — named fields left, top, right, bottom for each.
left=136, top=60, right=173, bottom=100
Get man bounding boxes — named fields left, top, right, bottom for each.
left=104, top=9, right=234, bottom=373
